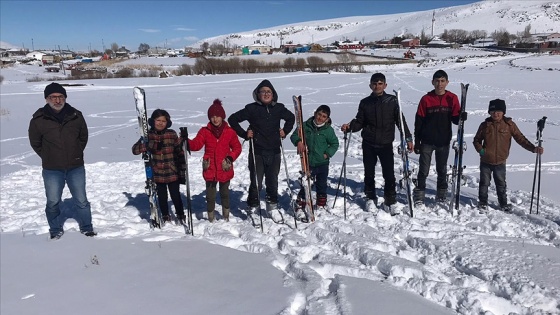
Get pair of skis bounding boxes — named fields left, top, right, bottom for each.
left=292, top=95, right=315, bottom=223
left=133, top=87, right=193, bottom=234
left=448, top=83, right=469, bottom=214
left=394, top=89, right=414, bottom=217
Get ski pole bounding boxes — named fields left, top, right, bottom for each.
left=530, top=116, right=546, bottom=214
left=249, top=136, right=264, bottom=232
left=333, top=130, right=352, bottom=218
left=280, top=139, right=298, bottom=228
left=180, top=127, right=194, bottom=236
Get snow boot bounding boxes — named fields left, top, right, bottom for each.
left=162, top=215, right=172, bottom=224
left=266, top=201, right=284, bottom=223
left=477, top=203, right=488, bottom=214
left=222, top=208, right=230, bottom=222
left=436, top=188, right=448, bottom=203
left=384, top=192, right=397, bottom=206
left=207, top=210, right=215, bottom=223
left=413, top=188, right=425, bottom=206
left=316, top=195, right=327, bottom=210
left=177, top=212, right=187, bottom=225
left=82, top=231, right=97, bottom=237
left=50, top=230, right=64, bottom=240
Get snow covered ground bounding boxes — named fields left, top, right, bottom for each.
left=1, top=48, right=559, bottom=315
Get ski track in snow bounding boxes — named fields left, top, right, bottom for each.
left=2, top=132, right=559, bottom=315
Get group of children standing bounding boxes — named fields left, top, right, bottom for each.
left=132, top=72, right=545, bottom=225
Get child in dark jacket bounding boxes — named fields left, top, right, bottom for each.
left=185, top=99, right=242, bottom=222
left=290, top=105, right=339, bottom=221
left=132, top=109, right=186, bottom=224
left=472, top=99, right=544, bottom=213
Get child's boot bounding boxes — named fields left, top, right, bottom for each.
left=222, top=208, right=230, bottom=222
left=207, top=210, right=215, bottom=222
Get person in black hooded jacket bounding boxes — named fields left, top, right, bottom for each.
left=228, top=80, right=295, bottom=216
left=342, top=73, right=413, bottom=210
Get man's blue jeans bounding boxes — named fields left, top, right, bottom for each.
left=42, top=166, right=93, bottom=236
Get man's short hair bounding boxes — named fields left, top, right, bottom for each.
left=432, top=70, right=448, bottom=81
left=370, top=73, right=386, bottom=83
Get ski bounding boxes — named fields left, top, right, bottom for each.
left=394, top=89, right=414, bottom=217
left=448, top=83, right=469, bottom=213
left=133, top=87, right=163, bottom=229
left=180, top=127, right=194, bottom=235
left=292, top=95, right=314, bottom=223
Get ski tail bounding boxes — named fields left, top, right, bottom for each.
left=292, top=95, right=315, bottom=222
left=181, top=128, right=194, bottom=236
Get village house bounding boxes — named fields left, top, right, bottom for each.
left=401, top=38, right=420, bottom=48
left=248, top=43, right=272, bottom=54
left=337, top=41, right=365, bottom=50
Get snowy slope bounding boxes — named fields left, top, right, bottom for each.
left=1, top=49, right=560, bottom=314
left=194, top=0, right=559, bottom=47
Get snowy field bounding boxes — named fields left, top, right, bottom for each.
left=1, top=49, right=559, bottom=315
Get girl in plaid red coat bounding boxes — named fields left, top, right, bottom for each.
left=186, top=99, right=242, bottom=222
left=132, top=109, right=186, bottom=224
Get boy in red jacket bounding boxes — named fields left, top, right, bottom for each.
left=186, top=99, right=242, bottom=222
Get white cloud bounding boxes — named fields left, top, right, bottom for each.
left=139, top=29, right=160, bottom=33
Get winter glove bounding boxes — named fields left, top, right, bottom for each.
left=414, top=141, right=421, bottom=155
left=460, top=112, right=468, bottom=121
left=202, top=159, right=210, bottom=171
left=180, top=127, right=188, bottom=139
left=222, top=156, right=233, bottom=171
left=179, top=176, right=186, bottom=185
left=179, top=127, right=191, bottom=154
left=479, top=149, right=485, bottom=157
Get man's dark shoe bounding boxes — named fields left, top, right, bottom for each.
left=82, top=231, right=97, bottom=237
left=50, top=231, right=64, bottom=240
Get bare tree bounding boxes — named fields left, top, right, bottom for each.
left=110, top=43, right=119, bottom=53
left=200, top=42, right=209, bottom=55
left=470, top=30, right=488, bottom=41
left=138, top=43, right=150, bottom=54
left=492, top=28, right=511, bottom=46
left=209, top=43, right=226, bottom=56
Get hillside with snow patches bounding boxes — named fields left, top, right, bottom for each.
left=195, top=0, right=560, bottom=47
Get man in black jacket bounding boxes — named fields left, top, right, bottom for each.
left=28, top=83, right=96, bottom=239
left=229, top=80, right=295, bottom=217
left=342, top=73, right=413, bottom=211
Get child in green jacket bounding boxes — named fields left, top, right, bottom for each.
left=290, top=105, right=339, bottom=220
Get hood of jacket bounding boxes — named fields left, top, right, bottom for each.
left=252, top=79, right=278, bottom=106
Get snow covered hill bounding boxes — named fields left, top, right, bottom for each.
left=1, top=48, right=559, bottom=314
left=194, top=0, right=559, bottom=47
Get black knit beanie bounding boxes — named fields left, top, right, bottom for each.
left=44, top=82, right=67, bottom=99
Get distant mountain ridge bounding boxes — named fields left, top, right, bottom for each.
left=194, top=0, right=559, bottom=47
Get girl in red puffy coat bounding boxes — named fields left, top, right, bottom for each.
left=187, top=99, right=242, bottom=222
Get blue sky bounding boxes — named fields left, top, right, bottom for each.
left=1, top=0, right=479, bottom=51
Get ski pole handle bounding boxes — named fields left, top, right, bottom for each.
left=180, top=127, right=189, bottom=139
left=537, top=116, right=547, bottom=132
